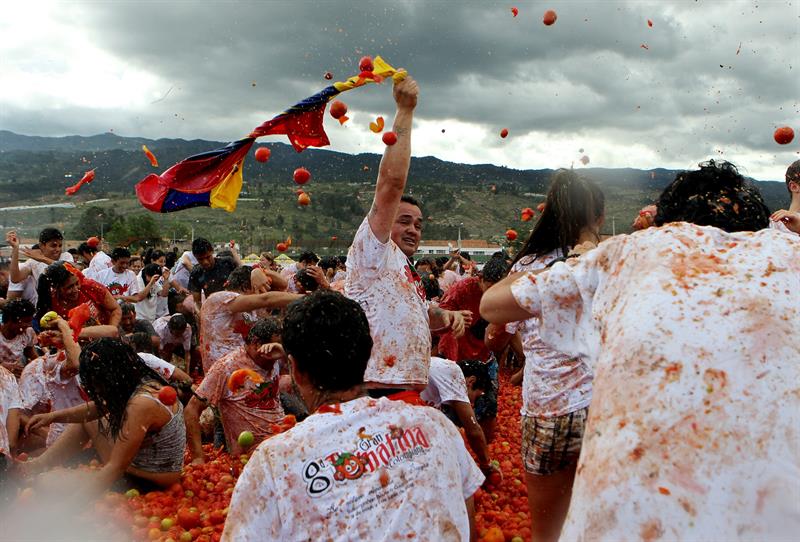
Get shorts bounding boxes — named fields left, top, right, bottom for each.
left=473, top=356, right=498, bottom=421
left=521, top=407, right=588, bottom=475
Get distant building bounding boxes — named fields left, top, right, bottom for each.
left=415, top=239, right=503, bottom=260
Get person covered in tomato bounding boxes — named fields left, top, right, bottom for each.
left=21, top=338, right=186, bottom=491
left=35, top=261, right=121, bottom=332
left=481, top=160, right=798, bottom=541
left=185, top=318, right=286, bottom=462
left=482, top=170, right=604, bottom=542
left=222, top=290, right=484, bottom=542
left=199, top=267, right=301, bottom=374
left=0, top=299, right=37, bottom=378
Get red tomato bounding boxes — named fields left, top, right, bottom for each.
left=358, top=56, right=374, bottom=72
left=298, top=192, right=311, bottom=206
left=293, top=167, right=311, bottom=185
left=543, top=9, right=557, bottom=26
left=500, top=128, right=509, bottom=138
left=505, top=229, right=518, bottom=241
left=87, top=236, right=100, bottom=248
left=254, top=147, right=271, bottom=163
left=382, top=131, right=398, bottom=146
left=511, top=7, right=519, bottom=17
left=158, top=386, right=177, bottom=406
left=329, top=100, right=348, bottom=120
left=276, top=243, right=287, bottom=252
left=208, top=510, right=226, bottom=526
left=774, top=126, right=795, bottom=145
left=323, top=71, right=333, bottom=80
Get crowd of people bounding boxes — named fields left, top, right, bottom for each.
left=0, top=75, right=798, bottom=541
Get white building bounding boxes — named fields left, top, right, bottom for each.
left=415, top=239, right=503, bottom=260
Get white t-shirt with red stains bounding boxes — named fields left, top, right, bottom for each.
left=769, top=218, right=799, bottom=236
left=345, top=217, right=431, bottom=388
left=509, top=223, right=800, bottom=541
left=0, top=328, right=37, bottom=374
left=18, top=352, right=56, bottom=415
left=223, top=396, right=484, bottom=542
left=7, top=252, right=74, bottom=304
left=0, top=366, right=23, bottom=457
left=199, top=291, right=256, bottom=372
left=507, top=251, right=593, bottom=418
left=44, top=354, right=85, bottom=446
left=421, top=357, right=470, bottom=408
left=138, top=353, right=176, bottom=380
left=94, top=267, right=140, bottom=298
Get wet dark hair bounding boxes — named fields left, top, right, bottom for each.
left=786, top=160, right=800, bottom=194
left=110, top=247, right=131, bottom=261
left=282, top=290, right=372, bottom=392
left=415, top=257, right=439, bottom=278
left=226, top=266, right=252, bottom=291
left=79, top=338, right=156, bottom=439
left=513, top=169, right=603, bottom=265
left=35, top=262, right=73, bottom=322
left=142, top=263, right=161, bottom=282
left=401, top=194, right=421, bottom=208
left=1, top=298, right=35, bottom=323
left=168, top=314, right=187, bottom=333
left=217, top=250, right=234, bottom=259
left=246, top=317, right=283, bottom=344
left=480, top=257, right=509, bottom=284
left=460, top=251, right=471, bottom=261
left=318, top=256, right=338, bottom=272
left=295, top=268, right=319, bottom=293
left=150, top=250, right=166, bottom=262
left=420, top=275, right=442, bottom=300
left=77, top=242, right=97, bottom=255
left=39, top=228, right=63, bottom=244
left=165, top=252, right=177, bottom=269
left=435, top=256, right=449, bottom=268
left=298, top=251, right=319, bottom=265
left=191, top=238, right=213, bottom=257
left=130, top=332, right=153, bottom=354
left=120, top=302, right=136, bottom=316
left=655, top=160, right=770, bottom=232
left=168, top=291, right=187, bottom=315
left=457, top=359, right=491, bottom=392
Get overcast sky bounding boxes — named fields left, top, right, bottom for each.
left=1, top=0, right=797, bottom=180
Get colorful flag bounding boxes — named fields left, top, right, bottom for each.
left=135, top=57, right=405, bottom=213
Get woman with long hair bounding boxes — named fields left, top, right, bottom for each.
left=35, top=261, right=121, bottom=331
left=22, top=338, right=186, bottom=491
left=487, top=169, right=604, bottom=542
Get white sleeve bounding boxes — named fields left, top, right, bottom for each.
left=138, top=353, right=176, bottom=379
left=222, top=448, right=282, bottom=541
left=7, top=279, right=26, bottom=293
left=19, top=367, right=46, bottom=411
left=127, top=273, right=141, bottom=296
left=60, top=252, right=74, bottom=263
left=347, top=216, right=391, bottom=278
left=5, top=374, right=23, bottom=411
left=430, top=359, right=470, bottom=406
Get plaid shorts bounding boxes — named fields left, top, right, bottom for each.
left=521, top=407, right=588, bottom=475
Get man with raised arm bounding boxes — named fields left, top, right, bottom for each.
left=345, top=75, right=468, bottom=393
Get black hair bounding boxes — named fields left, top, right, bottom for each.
left=1, top=298, right=35, bottom=323
left=130, top=332, right=153, bottom=354
left=35, top=262, right=73, bottom=322
left=318, top=256, right=338, bottom=272
left=337, top=256, right=347, bottom=266
left=79, top=338, right=156, bottom=439
left=655, top=160, right=770, bottom=232
left=298, top=251, right=319, bottom=265
left=480, top=257, right=509, bottom=284
left=400, top=194, right=421, bottom=208
left=150, top=250, right=166, bottom=262
left=513, top=169, right=602, bottom=265
left=246, top=317, right=283, bottom=344
left=142, top=263, right=161, bottom=282
left=110, top=247, right=131, bottom=260
left=226, top=266, right=252, bottom=291
left=165, top=252, right=177, bottom=269
left=168, top=314, right=187, bottom=333
left=282, top=290, right=372, bottom=392
left=77, top=242, right=97, bottom=255
left=168, top=291, right=187, bottom=315
left=416, top=257, right=439, bottom=278
left=457, top=359, right=491, bottom=392
left=68, top=248, right=78, bottom=256
left=120, top=302, right=136, bottom=316
left=435, top=256, right=449, bottom=268
left=460, top=251, right=471, bottom=261
left=192, top=238, right=213, bottom=256
left=787, top=160, right=800, bottom=194
left=295, top=268, right=319, bottom=293
left=39, top=228, right=63, bottom=244
left=420, top=275, right=442, bottom=300
left=217, top=250, right=234, bottom=259
left=142, top=248, right=153, bottom=265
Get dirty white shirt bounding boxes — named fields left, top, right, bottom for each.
left=421, top=357, right=470, bottom=408
left=0, top=366, right=23, bottom=457
left=509, top=223, right=800, bottom=541
left=345, top=217, right=431, bottom=388
left=223, top=396, right=484, bottom=542
left=507, top=251, right=593, bottom=418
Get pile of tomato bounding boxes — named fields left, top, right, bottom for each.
left=92, top=372, right=529, bottom=542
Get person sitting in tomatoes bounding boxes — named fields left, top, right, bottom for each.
left=184, top=318, right=288, bottom=462
left=222, top=290, right=485, bottom=542
left=19, top=337, right=186, bottom=492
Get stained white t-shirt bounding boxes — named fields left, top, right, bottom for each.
left=345, top=217, right=431, bottom=388
left=421, top=357, right=470, bottom=408
left=83, top=251, right=112, bottom=280
left=0, top=366, right=23, bottom=457
left=94, top=267, right=140, bottom=298
left=223, top=396, right=484, bottom=542
left=18, top=354, right=52, bottom=414
left=0, top=328, right=37, bottom=371
left=509, top=223, right=800, bottom=541
left=769, top=218, right=799, bottom=236
left=134, top=273, right=164, bottom=322
left=153, top=315, right=192, bottom=351
left=507, top=251, right=593, bottom=418
left=138, top=352, right=176, bottom=380
left=199, top=291, right=256, bottom=372
left=7, top=251, right=74, bottom=304
left=44, top=355, right=84, bottom=446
